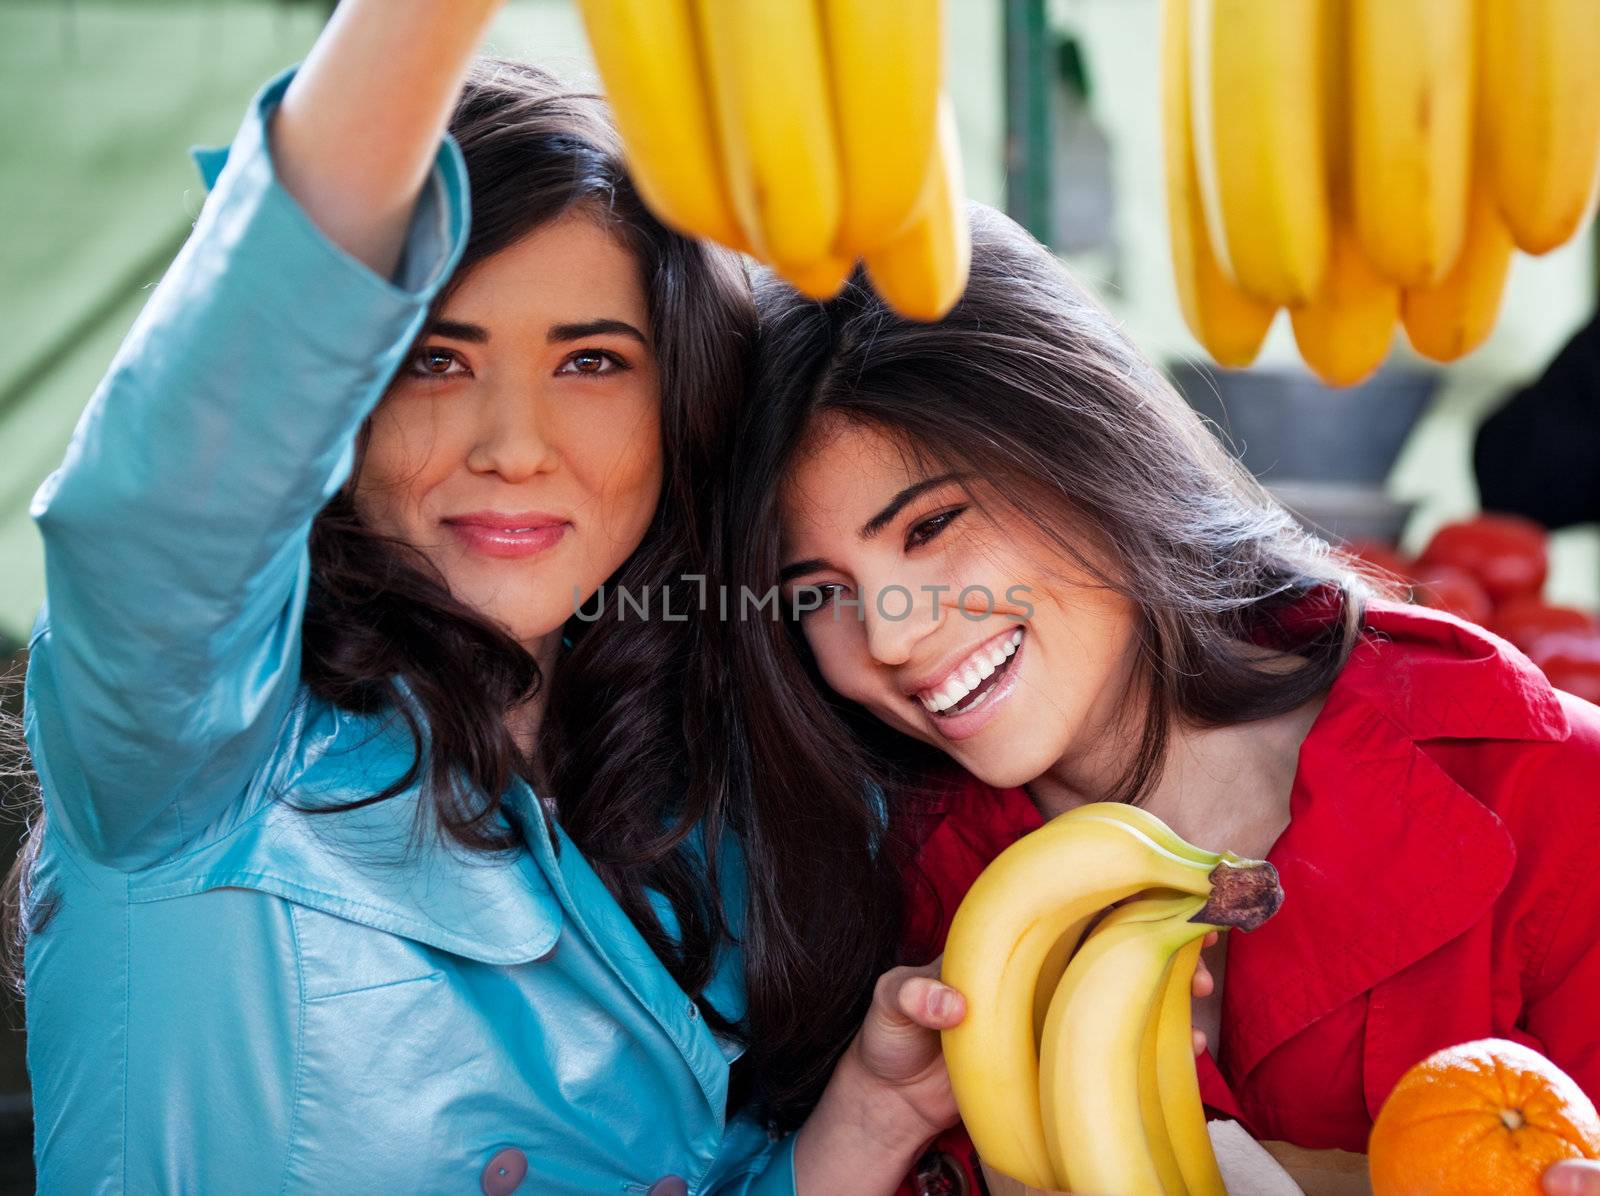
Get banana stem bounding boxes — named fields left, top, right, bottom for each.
left=1194, top=860, right=1283, bottom=930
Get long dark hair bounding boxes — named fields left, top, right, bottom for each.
left=4, top=58, right=889, bottom=1125
left=726, top=201, right=1369, bottom=875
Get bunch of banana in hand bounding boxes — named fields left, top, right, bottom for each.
left=942, top=801, right=1284, bottom=1194
left=1164, top=0, right=1600, bottom=386
left=576, top=0, right=970, bottom=321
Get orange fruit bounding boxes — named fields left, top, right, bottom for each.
left=1369, top=1038, right=1600, bottom=1195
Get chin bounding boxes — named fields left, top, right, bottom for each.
left=956, top=734, right=1065, bottom=791
left=451, top=586, right=569, bottom=648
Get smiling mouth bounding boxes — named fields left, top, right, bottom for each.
left=916, top=627, right=1024, bottom=717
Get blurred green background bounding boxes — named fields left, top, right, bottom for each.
left=0, top=0, right=1596, bottom=1185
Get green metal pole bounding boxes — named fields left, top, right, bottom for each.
left=1003, top=0, right=1053, bottom=245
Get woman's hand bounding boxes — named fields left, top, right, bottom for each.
left=1545, top=1160, right=1600, bottom=1195
left=848, top=960, right=967, bottom=1135
left=1192, top=930, right=1220, bottom=1054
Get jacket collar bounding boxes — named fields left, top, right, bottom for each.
left=1219, top=599, right=1567, bottom=1083
left=128, top=695, right=562, bottom=965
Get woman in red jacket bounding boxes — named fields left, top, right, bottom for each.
left=724, top=204, right=1600, bottom=1195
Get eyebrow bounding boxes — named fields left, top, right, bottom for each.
left=860, top=472, right=966, bottom=539
left=430, top=319, right=488, bottom=344
left=778, top=557, right=828, bottom=584
left=549, top=318, right=650, bottom=346
left=778, top=471, right=968, bottom=584
left=426, top=317, right=650, bottom=347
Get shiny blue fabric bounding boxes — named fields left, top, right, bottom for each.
left=21, top=66, right=796, bottom=1195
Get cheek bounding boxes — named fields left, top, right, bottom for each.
left=806, top=618, right=883, bottom=706
left=567, top=401, right=663, bottom=541
left=1042, top=588, right=1142, bottom=705
left=353, top=400, right=461, bottom=534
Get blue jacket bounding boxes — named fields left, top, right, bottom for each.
left=21, top=67, right=795, bottom=1195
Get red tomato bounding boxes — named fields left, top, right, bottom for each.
left=1412, top=564, right=1493, bottom=627
left=1488, top=598, right=1598, bottom=654
left=1342, top=540, right=1414, bottom=596
left=1416, top=514, right=1548, bottom=604
left=1528, top=631, right=1600, bottom=705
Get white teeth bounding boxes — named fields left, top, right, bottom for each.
left=917, top=627, right=1026, bottom=713
left=961, top=683, right=998, bottom=714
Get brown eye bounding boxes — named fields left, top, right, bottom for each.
left=906, top=506, right=966, bottom=550
left=406, top=347, right=465, bottom=379
left=558, top=349, right=629, bottom=376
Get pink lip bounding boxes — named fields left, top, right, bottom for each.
left=444, top=511, right=570, bottom=560
left=920, top=627, right=1026, bottom=743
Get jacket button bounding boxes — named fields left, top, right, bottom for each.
left=481, top=1147, right=528, bottom=1195
left=647, top=1178, right=689, bottom=1196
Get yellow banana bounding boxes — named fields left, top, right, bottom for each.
left=1139, top=949, right=1193, bottom=1195
left=1156, top=936, right=1229, bottom=1196
left=1479, top=0, right=1600, bottom=255
left=1040, top=894, right=1218, bottom=1196
left=1291, top=220, right=1400, bottom=388
left=1029, top=802, right=1238, bottom=1044
left=821, top=0, right=943, bottom=256
left=575, top=0, right=747, bottom=252
left=778, top=256, right=854, bottom=302
left=863, top=96, right=971, bottom=322
left=1402, top=173, right=1515, bottom=362
left=1061, top=801, right=1242, bottom=867
left=695, top=0, right=842, bottom=271
left=941, top=812, right=1278, bottom=1189
left=1188, top=0, right=1330, bottom=305
left=1161, top=0, right=1276, bottom=366
left=1289, top=0, right=1399, bottom=387
left=1348, top=0, right=1474, bottom=287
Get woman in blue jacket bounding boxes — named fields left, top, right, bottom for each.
left=6, top=2, right=961, bottom=1191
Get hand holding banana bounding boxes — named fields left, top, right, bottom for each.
left=576, top=0, right=970, bottom=321
left=941, top=801, right=1285, bottom=1194
left=1166, top=0, right=1600, bottom=385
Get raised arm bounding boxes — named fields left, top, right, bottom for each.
left=25, top=0, right=502, bottom=869
left=272, top=0, right=502, bottom=278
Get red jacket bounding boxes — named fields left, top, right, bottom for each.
left=894, top=599, right=1600, bottom=1195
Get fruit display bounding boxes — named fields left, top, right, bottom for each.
left=575, top=0, right=970, bottom=320
left=1163, top=0, right=1600, bottom=384
left=1368, top=1038, right=1600, bottom=1196
left=1415, top=512, right=1549, bottom=603
left=940, top=800, right=1284, bottom=1191
left=1342, top=514, right=1600, bottom=699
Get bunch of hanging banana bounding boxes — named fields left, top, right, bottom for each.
left=1164, top=0, right=1600, bottom=386
left=941, top=801, right=1284, bottom=1194
left=576, top=0, right=970, bottom=321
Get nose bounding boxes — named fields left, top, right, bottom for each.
left=861, top=582, right=940, bottom=667
left=466, top=385, right=557, bottom=483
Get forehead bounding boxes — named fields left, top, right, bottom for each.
left=443, top=210, right=650, bottom=330
left=780, top=416, right=922, bottom=537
